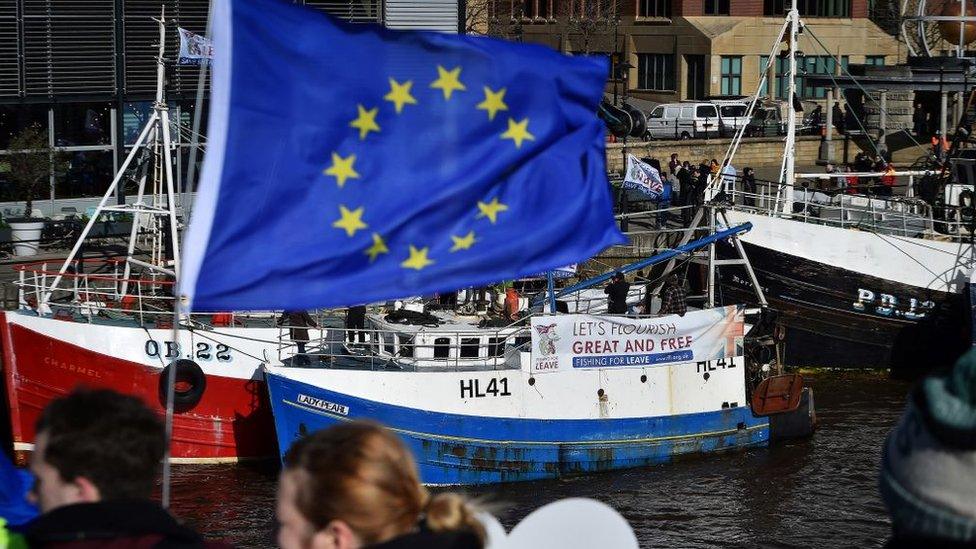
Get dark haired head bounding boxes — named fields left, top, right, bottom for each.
left=36, top=388, right=164, bottom=501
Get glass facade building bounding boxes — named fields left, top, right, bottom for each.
left=0, top=0, right=459, bottom=206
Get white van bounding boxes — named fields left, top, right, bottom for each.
left=645, top=102, right=722, bottom=140
left=712, top=100, right=750, bottom=136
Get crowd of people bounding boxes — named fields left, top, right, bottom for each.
left=635, top=148, right=917, bottom=217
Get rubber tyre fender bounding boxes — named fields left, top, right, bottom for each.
left=159, top=359, right=207, bottom=411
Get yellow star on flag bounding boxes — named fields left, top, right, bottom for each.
left=401, top=245, right=434, bottom=270
left=323, top=152, right=360, bottom=188
left=350, top=104, right=380, bottom=140
left=332, top=205, right=367, bottom=237
left=365, top=233, right=389, bottom=262
left=450, top=231, right=477, bottom=252
left=501, top=117, right=535, bottom=148
left=384, top=78, right=418, bottom=114
left=476, top=198, right=508, bottom=224
left=430, top=65, right=466, bottom=100
left=476, top=87, right=508, bottom=121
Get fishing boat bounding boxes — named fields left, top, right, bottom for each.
left=265, top=224, right=787, bottom=485
left=1, top=20, right=282, bottom=462
left=707, top=0, right=975, bottom=372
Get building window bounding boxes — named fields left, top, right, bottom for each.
left=759, top=55, right=771, bottom=96
left=764, top=0, right=850, bottom=16
left=704, top=0, right=730, bottom=15
left=637, top=53, right=675, bottom=91
left=639, top=0, right=672, bottom=17
left=800, top=55, right=848, bottom=98
left=865, top=55, right=885, bottom=66
left=521, top=0, right=553, bottom=18
left=759, top=55, right=848, bottom=99
left=569, top=0, right=614, bottom=19
left=53, top=103, right=112, bottom=147
left=720, top=56, right=742, bottom=95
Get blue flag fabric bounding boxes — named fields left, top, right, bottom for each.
left=182, top=0, right=626, bottom=311
left=0, top=453, right=36, bottom=527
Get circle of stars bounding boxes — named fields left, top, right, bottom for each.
left=323, top=64, right=538, bottom=271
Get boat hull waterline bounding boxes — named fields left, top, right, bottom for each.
left=265, top=360, right=769, bottom=485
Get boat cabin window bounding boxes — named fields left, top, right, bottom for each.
left=649, top=106, right=664, bottom=119
left=696, top=105, right=718, bottom=118
left=398, top=335, right=413, bottom=358
left=488, top=337, right=505, bottom=357
left=513, top=335, right=531, bottom=350
left=434, top=337, right=450, bottom=358
left=460, top=338, right=480, bottom=358
left=384, top=336, right=395, bottom=356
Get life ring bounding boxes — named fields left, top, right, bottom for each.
left=159, top=359, right=206, bottom=410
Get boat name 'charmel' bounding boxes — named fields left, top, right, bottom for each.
left=573, top=321, right=676, bottom=336
left=297, top=394, right=349, bottom=416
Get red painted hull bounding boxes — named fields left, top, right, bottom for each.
left=0, top=312, right=276, bottom=461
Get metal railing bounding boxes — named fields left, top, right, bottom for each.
left=724, top=176, right=974, bottom=240
left=11, top=258, right=278, bottom=328
left=274, top=318, right=533, bottom=372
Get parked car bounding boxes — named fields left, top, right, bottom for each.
left=645, top=102, right=723, bottom=140
left=744, top=99, right=821, bottom=137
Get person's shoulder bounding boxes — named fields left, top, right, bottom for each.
left=369, top=529, right=482, bottom=549
left=25, top=500, right=216, bottom=549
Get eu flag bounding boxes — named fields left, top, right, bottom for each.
left=182, top=0, right=627, bottom=311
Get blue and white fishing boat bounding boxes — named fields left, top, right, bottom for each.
left=265, top=225, right=780, bottom=485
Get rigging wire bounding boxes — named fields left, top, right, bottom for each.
left=803, top=24, right=929, bottom=153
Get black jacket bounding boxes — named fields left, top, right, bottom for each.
left=369, top=528, right=482, bottom=549
left=604, top=280, right=630, bottom=314
left=24, top=499, right=230, bottom=548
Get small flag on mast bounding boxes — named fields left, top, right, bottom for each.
left=177, top=27, right=213, bottom=66
left=181, top=0, right=626, bottom=312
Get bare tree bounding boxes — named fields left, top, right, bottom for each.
left=466, top=0, right=494, bottom=34
left=559, top=0, right=619, bottom=55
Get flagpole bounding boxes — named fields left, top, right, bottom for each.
left=546, top=271, right=557, bottom=313
left=183, top=0, right=214, bottom=220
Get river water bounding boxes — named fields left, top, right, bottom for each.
left=168, top=371, right=911, bottom=548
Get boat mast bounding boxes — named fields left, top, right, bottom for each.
left=778, top=0, right=800, bottom=215
left=40, top=9, right=180, bottom=307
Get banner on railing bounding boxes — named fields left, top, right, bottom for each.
left=529, top=305, right=744, bottom=374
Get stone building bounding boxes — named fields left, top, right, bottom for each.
left=491, top=0, right=905, bottom=104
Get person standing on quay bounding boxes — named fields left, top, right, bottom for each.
left=22, top=389, right=229, bottom=548
left=912, top=103, right=928, bottom=136
left=741, top=167, right=757, bottom=207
